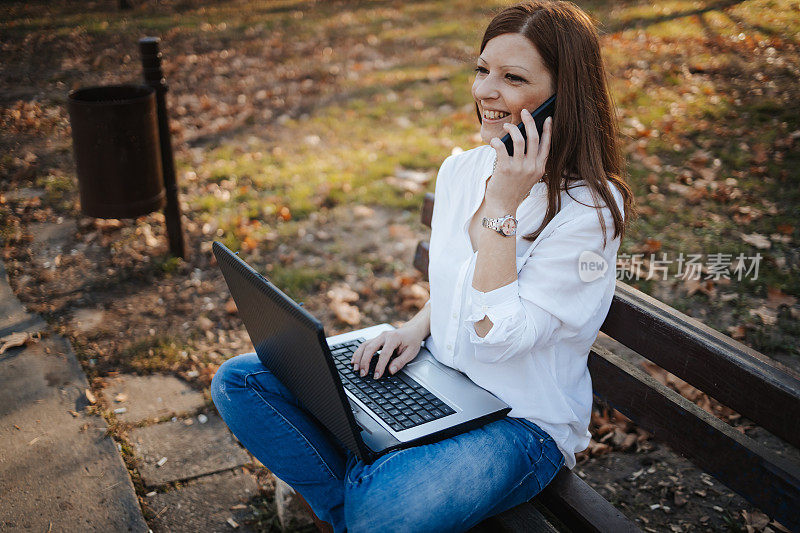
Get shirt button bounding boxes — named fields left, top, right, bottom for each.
left=447, top=344, right=453, bottom=351
left=452, top=312, right=457, bottom=319
left=482, top=306, right=488, bottom=312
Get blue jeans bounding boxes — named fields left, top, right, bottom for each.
left=211, top=353, right=564, bottom=533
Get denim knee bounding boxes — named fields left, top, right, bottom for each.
left=211, top=353, right=254, bottom=410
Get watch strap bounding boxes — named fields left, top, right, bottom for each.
left=482, top=214, right=517, bottom=236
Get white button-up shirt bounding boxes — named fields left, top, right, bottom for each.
left=425, top=144, right=623, bottom=469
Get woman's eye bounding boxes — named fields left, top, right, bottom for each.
left=506, top=73, right=526, bottom=82
left=474, top=66, right=488, bottom=74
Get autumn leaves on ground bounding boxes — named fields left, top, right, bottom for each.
left=0, top=0, right=798, bottom=530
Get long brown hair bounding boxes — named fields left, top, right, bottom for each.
left=476, top=1, right=634, bottom=246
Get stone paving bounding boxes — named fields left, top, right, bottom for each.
left=146, top=469, right=259, bottom=532
left=0, top=264, right=147, bottom=532
left=0, top=222, right=315, bottom=531
left=103, top=373, right=206, bottom=424
left=129, top=412, right=251, bottom=487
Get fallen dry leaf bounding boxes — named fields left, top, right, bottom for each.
left=741, top=233, right=771, bottom=249
left=684, top=278, right=715, bottom=298
left=750, top=306, right=778, bottom=326
left=0, top=331, right=31, bottom=354
left=742, top=509, right=770, bottom=530
left=392, top=273, right=420, bottom=289
left=643, top=239, right=661, bottom=254
left=588, top=439, right=611, bottom=457
left=765, top=287, right=797, bottom=311
left=330, top=300, right=360, bottom=326
left=353, top=205, right=375, bottom=218
left=197, top=316, right=214, bottom=330
left=398, top=282, right=429, bottom=311
left=85, top=389, right=97, bottom=404
left=621, top=432, right=638, bottom=451
left=727, top=325, right=746, bottom=340
left=327, top=284, right=359, bottom=303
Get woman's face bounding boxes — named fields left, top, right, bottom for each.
left=472, top=33, right=555, bottom=146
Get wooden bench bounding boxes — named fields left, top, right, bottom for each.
left=413, top=192, right=800, bottom=532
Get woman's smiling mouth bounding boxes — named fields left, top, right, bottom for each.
left=483, top=109, right=511, bottom=121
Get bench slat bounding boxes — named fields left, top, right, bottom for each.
left=589, top=345, right=800, bottom=531
left=601, top=283, right=800, bottom=450
left=537, top=467, right=641, bottom=532
left=413, top=241, right=429, bottom=278
left=470, top=501, right=559, bottom=532
left=421, top=192, right=435, bottom=228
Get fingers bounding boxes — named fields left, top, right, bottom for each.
left=351, top=334, right=384, bottom=376
left=388, top=344, right=422, bottom=375
left=373, top=335, right=402, bottom=379
left=502, top=120, right=525, bottom=159
left=489, top=136, right=509, bottom=163
left=520, top=108, right=540, bottom=158
left=535, top=116, right=553, bottom=169
left=348, top=331, right=423, bottom=379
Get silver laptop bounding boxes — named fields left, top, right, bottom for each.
left=213, top=241, right=511, bottom=463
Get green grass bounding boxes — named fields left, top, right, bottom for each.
left=114, top=335, right=188, bottom=373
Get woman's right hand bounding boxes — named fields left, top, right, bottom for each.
left=351, top=324, right=427, bottom=380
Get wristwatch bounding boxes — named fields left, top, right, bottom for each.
left=482, top=214, right=517, bottom=236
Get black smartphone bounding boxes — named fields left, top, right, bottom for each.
left=499, top=94, right=556, bottom=156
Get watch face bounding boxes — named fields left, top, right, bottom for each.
left=501, top=218, right=517, bottom=236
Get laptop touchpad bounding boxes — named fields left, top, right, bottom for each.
left=407, top=360, right=464, bottom=383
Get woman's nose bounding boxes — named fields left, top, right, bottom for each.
left=473, top=75, right=500, bottom=101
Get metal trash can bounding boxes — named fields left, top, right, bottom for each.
left=67, top=84, right=165, bottom=218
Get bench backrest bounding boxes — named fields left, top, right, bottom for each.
left=415, top=192, right=800, bottom=531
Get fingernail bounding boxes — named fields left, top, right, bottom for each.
left=360, top=369, right=366, bottom=377
left=374, top=372, right=379, bottom=379
left=353, top=364, right=358, bottom=370
left=390, top=366, right=397, bottom=373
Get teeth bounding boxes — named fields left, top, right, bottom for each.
left=484, top=110, right=510, bottom=120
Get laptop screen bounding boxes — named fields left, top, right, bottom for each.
left=213, top=242, right=366, bottom=460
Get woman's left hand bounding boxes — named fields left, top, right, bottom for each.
left=486, top=110, right=552, bottom=211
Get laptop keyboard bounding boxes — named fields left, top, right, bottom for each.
left=329, top=339, right=456, bottom=432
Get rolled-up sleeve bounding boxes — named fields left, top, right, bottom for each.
left=463, top=280, right=560, bottom=364
left=462, top=201, right=621, bottom=365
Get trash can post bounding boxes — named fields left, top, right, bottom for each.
left=139, top=36, right=186, bottom=259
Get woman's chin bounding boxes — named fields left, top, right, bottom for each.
left=481, top=124, right=504, bottom=145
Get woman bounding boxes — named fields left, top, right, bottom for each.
left=212, top=2, right=634, bottom=531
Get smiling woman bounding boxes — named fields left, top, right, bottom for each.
left=472, top=34, right=554, bottom=145
left=212, top=2, right=635, bottom=532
